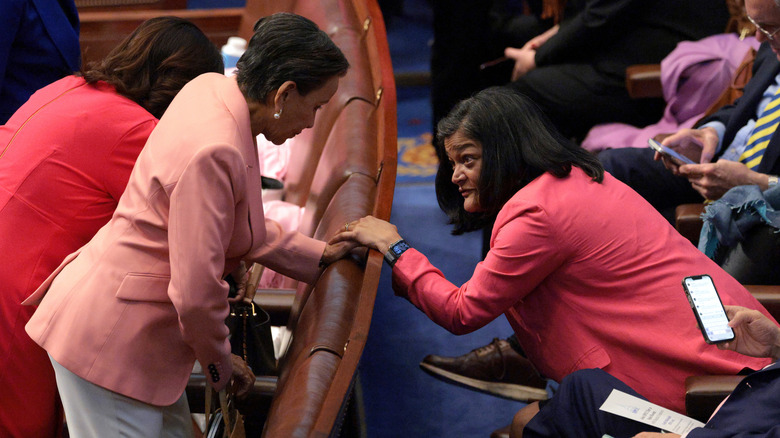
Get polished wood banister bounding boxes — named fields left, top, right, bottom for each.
left=78, top=8, right=243, bottom=66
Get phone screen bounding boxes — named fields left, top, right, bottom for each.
left=683, top=275, right=735, bottom=344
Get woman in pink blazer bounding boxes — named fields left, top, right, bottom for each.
left=24, top=13, right=350, bottom=437
left=0, top=17, right=223, bottom=438
left=332, top=87, right=776, bottom=416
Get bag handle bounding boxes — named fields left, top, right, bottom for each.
left=205, top=383, right=213, bottom=429
left=205, top=384, right=237, bottom=438
left=244, top=262, right=265, bottom=303
left=219, top=390, right=232, bottom=436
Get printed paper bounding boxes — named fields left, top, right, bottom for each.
left=599, top=389, right=705, bottom=434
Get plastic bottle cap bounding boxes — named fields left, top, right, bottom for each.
left=221, top=36, right=247, bottom=56
left=221, top=36, right=247, bottom=71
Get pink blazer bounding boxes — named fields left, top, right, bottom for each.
left=25, top=73, right=326, bottom=406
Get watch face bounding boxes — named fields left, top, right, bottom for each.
left=393, top=242, right=409, bottom=255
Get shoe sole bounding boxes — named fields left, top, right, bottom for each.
left=419, top=362, right=548, bottom=402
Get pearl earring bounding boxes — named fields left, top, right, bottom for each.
left=274, top=108, right=283, bottom=119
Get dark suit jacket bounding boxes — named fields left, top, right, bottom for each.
left=700, top=43, right=780, bottom=176
left=536, top=0, right=730, bottom=78
left=688, top=361, right=780, bottom=437
left=0, top=0, right=80, bottom=124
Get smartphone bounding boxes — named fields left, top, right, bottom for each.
left=647, top=138, right=696, bottom=165
left=682, top=275, right=735, bottom=344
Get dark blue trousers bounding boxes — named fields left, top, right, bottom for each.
left=524, top=369, right=664, bottom=438
left=598, top=147, right=703, bottom=222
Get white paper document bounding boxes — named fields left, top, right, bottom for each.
left=599, top=389, right=705, bottom=434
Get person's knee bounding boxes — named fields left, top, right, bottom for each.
left=598, top=147, right=658, bottom=184
left=510, top=401, right=540, bottom=438
left=597, top=149, right=619, bottom=172
left=562, top=368, right=614, bottom=395
left=565, top=368, right=606, bottom=384
left=597, top=148, right=631, bottom=176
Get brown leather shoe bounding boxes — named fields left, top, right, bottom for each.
left=419, top=338, right=548, bottom=402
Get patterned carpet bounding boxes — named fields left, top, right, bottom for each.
left=395, top=84, right=438, bottom=183
left=385, top=0, right=438, bottom=185
left=397, top=131, right=437, bottom=181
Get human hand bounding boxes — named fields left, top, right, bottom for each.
left=328, top=215, right=402, bottom=256
left=227, top=262, right=249, bottom=304
left=228, top=354, right=256, bottom=399
left=632, top=433, right=680, bottom=438
left=320, top=239, right=361, bottom=266
left=677, top=159, right=764, bottom=200
left=504, top=47, right=536, bottom=81
left=656, top=128, right=718, bottom=172
left=719, top=305, right=780, bottom=360
left=525, top=24, right=559, bottom=49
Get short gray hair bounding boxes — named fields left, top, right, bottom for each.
left=236, top=13, right=349, bottom=101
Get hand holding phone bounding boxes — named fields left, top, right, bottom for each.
left=682, top=275, right=735, bottom=344
left=648, top=138, right=696, bottom=166
left=720, top=305, right=780, bottom=358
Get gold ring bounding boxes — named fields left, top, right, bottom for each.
left=345, top=222, right=350, bottom=231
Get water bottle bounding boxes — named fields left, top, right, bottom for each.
left=221, top=36, right=247, bottom=71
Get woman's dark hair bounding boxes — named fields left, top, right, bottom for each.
left=435, top=87, right=604, bottom=234
left=236, top=13, right=349, bottom=101
left=81, top=16, right=223, bottom=119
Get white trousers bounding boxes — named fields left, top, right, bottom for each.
left=50, top=355, right=193, bottom=438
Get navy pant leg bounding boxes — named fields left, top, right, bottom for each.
left=599, top=147, right=703, bottom=222
left=524, top=369, right=663, bottom=438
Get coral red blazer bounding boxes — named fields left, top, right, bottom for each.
left=392, top=168, right=774, bottom=412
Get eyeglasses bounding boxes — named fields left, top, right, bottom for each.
left=747, top=15, right=780, bottom=41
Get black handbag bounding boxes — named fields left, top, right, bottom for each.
left=225, top=270, right=277, bottom=376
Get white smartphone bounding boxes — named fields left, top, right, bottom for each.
left=682, top=275, right=735, bottom=344
left=647, top=138, right=696, bottom=165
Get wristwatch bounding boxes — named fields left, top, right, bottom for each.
left=384, top=239, right=410, bottom=267
left=769, top=175, right=779, bottom=189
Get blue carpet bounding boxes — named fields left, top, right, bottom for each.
left=359, top=3, right=529, bottom=437
left=386, top=0, right=437, bottom=185
left=359, top=185, right=525, bottom=438
left=385, top=0, right=432, bottom=76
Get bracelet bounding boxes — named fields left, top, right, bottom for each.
left=384, top=239, right=410, bottom=267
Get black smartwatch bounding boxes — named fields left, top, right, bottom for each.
left=384, top=239, right=410, bottom=267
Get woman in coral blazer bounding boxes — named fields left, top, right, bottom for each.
left=333, top=88, right=776, bottom=415
left=25, top=13, right=350, bottom=437
left=0, top=17, right=223, bottom=438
